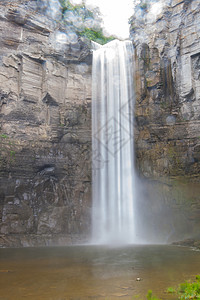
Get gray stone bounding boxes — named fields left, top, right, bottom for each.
left=131, top=0, right=200, bottom=242
left=0, top=0, right=92, bottom=247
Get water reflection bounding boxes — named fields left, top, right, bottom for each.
left=0, top=245, right=200, bottom=299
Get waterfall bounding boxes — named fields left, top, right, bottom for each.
left=92, top=39, right=136, bottom=245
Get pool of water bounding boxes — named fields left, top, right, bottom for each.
left=0, top=245, right=200, bottom=299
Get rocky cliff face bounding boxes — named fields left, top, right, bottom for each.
left=1, top=0, right=200, bottom=247
left=130, top=0, right=200, bottom=242
left=0, top=0, right=92, bottom=247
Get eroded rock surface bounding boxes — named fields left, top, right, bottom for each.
left=0, top=0, right=92, bottom=247
left=1, top=0, right=200, bottom=247
left=130, top=0, right=200, bottom=242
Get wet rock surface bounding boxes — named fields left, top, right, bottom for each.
left=131, top=0, right=200, bottom=178
left=130, top=0, right=200, bottom=241
left=172, top=238, right=200, bottom=250
left=0, top=0, right=92, bottom=247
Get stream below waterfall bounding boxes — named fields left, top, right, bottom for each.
left=0, top=245, right=200, bottom=299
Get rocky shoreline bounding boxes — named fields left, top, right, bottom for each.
left=172, top=238, right=200, bottom=250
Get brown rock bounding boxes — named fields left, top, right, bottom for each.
left=0, top=0, right=92, bottom=247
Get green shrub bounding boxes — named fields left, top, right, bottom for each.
left=146, top=290, right=161, bottom=300
left=79, top=28, right=115, bottom=45
left=167, top=287, right=176, bottom=294
left=58, top=0, right=114, bottom=44
left=178, top=279, right=200, bottom=299
left=144, top=275, right=200, bottom=300
left=59, top=0, right=93, bottom=18
left=0, top=134, right=8, bottom=139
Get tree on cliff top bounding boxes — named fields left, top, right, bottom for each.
left=58, top=0, right=115, bottom=44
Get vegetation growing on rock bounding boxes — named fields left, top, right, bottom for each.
left=78, top=28, right=115, bottom=45
left=58, top=0, right=115, bottom=44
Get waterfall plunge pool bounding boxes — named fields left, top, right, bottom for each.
left=0, top=245, right=200, bottom=299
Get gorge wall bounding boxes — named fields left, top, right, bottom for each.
left=131, top=0, right=200, bottom=242
left=1, top=0, right=200, bottom=247
left=0, top=0, right=92, bottom=247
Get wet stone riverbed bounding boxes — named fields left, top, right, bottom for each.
left=0, top=245, right=200, bottom=300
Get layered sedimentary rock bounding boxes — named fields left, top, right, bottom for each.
left=1, top=0, right=200, bottom=247
left=130, top=0, right=200, bottom=242
left=0, top=1, right=92, bottom=247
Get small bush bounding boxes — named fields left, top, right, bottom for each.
left=178, top=280, right=200, bottom=299
left=145, top=275, right=200, bottom=300
left=0, top=134, right=8, bottom=139
left=79, top=28, right=115, bottom=45
left=167, top=287, right=176, bottom=294
left=146, top=290, right=162, bottom=300
left=58, top=0, right=114, bottom=44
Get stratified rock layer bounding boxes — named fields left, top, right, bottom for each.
left=1, top=0, right=200, bottom=246
left=130, top=0, right=200, bottom=242
left=0, top=1, right=92, bottom=247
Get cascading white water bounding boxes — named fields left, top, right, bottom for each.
left=92, top=39, right=136, bottom=244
